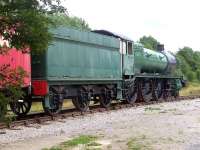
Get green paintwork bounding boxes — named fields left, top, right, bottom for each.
left=30, top=26, right=184, bottom=108
left=32, top=27, right=122, bottom=83
left=134, top=43, right=168, bottom=73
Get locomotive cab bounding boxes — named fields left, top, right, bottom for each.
left=92, top=30, right=135, bottom=78
left=120, top=39, right=134, bottom=77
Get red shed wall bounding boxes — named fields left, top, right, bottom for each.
left=0, top=48, right=31, bottom=87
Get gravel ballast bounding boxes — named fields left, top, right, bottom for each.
left=1, top=99, right=200, bottom=150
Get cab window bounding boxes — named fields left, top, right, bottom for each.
left=127, top=42, right=132, bottom=55
left=120, top=40, right=127, bottom=54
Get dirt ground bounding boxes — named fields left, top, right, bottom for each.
left=1, top=99, right=200, bottom=150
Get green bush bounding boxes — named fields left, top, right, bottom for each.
left=187, top=72, right=196, bottom=81
left=0, top=93, right=8, bottom=121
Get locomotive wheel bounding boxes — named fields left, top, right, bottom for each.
left=163, top=80, right=170, bottom=100
left=42, top=90, right=63, bottom=115
left=173, top=91, right=179, bottom=98
left=72, top=88, right=90, bottom=112
left=72, top=98, right=79, bottom=108
left=171, top=89, right=179, bottom=98
left=154, top=82, right=163, bottom=101
left=163, top=90, right=171, bottom=100
left=100, top=89, right=112, bottom=108
left=125, top=82, right=138, bottom=104
left=42, top=97, right=63, bottom=115
left=72, top=96, right=90, bottom=112
left=10, top=97, right=32, bottom=117
left=142, top=81, right=153, bottom=102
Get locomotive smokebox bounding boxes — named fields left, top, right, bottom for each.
left=157, top=44, right=164, bottom=51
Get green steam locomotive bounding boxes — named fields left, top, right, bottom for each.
left=13, top=27, right=183, bottom=115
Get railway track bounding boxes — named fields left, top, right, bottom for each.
left=0, top=96, right=199, bottom=130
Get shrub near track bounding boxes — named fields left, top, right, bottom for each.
left=180, top=82, right=200, bottom=96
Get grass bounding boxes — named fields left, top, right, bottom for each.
left=167, top=108, right=177, bottom=112
left=126, top=134, right=186, bottom=150
left=42, top=148, right=62, bottom=150
left=63, top=135, right=97, bottom=147
left=127, top=135, right=152, bottom=150
left=159, top=136, right=185, bottom=144
left=180, top=82, right=200, bottom=96
left=87, top=142, right=102, bottom=146
left=158, top=108, right=178, bottom=114
left=30, top=102, right=43, bottom=112
left=43, top=135, right=101, bottom=150
left=30, top=100, right=74, bottom=113
left=31, top=100, right=98, bottom=113
left=107, top=145, right=112, bottom=150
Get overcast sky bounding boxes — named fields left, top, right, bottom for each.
left=63, top=0, right=200, bottom=52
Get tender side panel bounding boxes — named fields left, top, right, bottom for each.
left=47, top=39, right=121, bottom=80
left=46, top=28, right=121, bottom=81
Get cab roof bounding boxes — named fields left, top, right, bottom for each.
left=92, top=30, right=133, bottom=42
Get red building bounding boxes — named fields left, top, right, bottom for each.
left=0, top=36, right=31, bottom=87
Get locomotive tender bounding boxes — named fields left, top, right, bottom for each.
left=1, top=27, right=183, bottom=116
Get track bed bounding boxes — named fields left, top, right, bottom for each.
left=1, top=96, right=200, bottom=150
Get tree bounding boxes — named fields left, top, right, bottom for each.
left=48, top=13, right=90, bottom=30
left=176, top=47, right=200, bottom=82
left=177, top=47, right=197, bottom=71
left=176, top=55, right=191, bottom=75
left=139, top=36, right=160, bottom=50
left=173, top=55, right=185, bottom=77
left=196, top=69, right=200, bottom=81
left=187, top=72, right=196, bottom=81
left=0, top=0, right=67, bottom=53
left=0, top=0, right=67, bottom=121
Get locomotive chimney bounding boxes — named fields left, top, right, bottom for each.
left=157, top=44, right=164, bottom=51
